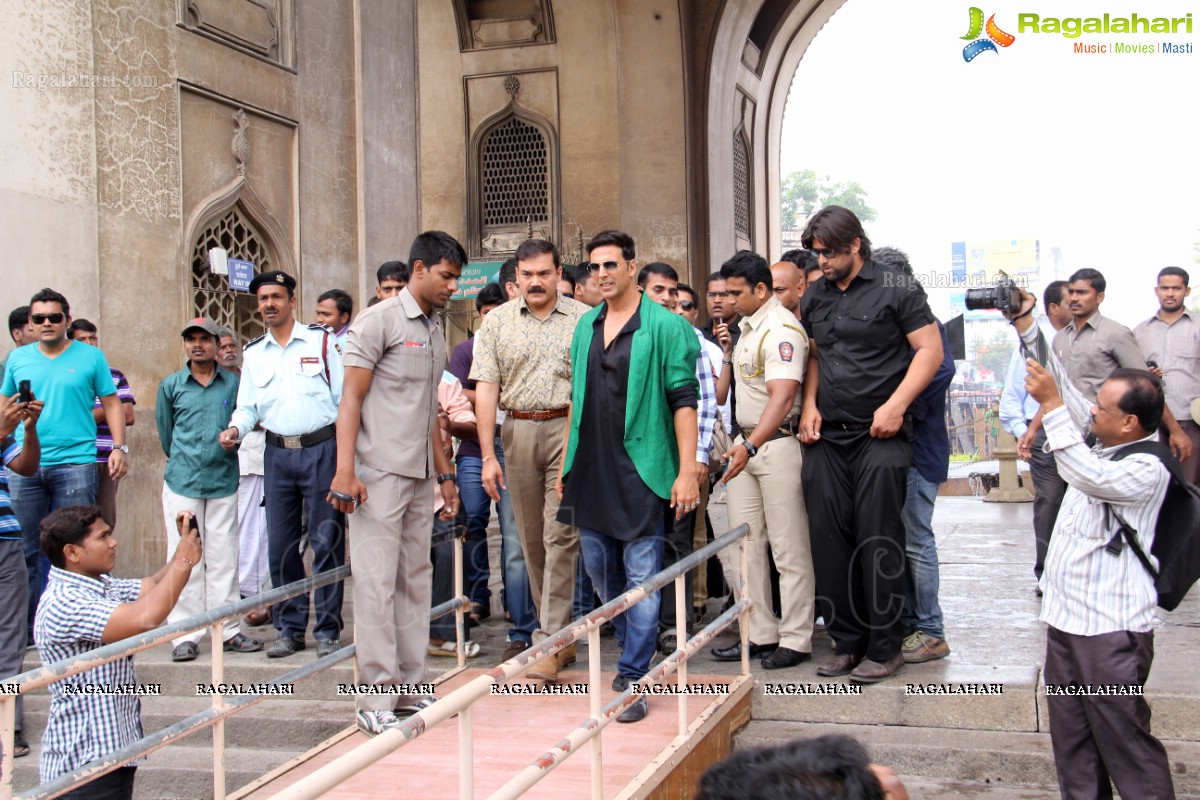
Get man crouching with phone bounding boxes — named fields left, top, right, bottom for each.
left=35, top=506, right=200, bottom=799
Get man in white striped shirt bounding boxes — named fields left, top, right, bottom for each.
left=1009, top=291, right=1174, bottom=800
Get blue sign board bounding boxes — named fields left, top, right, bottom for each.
left=229, top=259, right=255, bottom=292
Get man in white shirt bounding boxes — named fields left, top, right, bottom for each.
left=1008, top=289, right=1174, bottom=800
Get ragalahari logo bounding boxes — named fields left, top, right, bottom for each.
left=961, top=7, right=1016, bottom=61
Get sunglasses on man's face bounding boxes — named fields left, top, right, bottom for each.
left=585, top=260, right=622, bottom=274
left=679, top=301, right=696, bottom=311
left=31, top=313, right=65, bottom=325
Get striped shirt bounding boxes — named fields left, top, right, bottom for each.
left=0, top=435, right=21, bottom=540
left=94, top=368, right=136, bottom=463
left=35, top=567, right=144, bottom=782
left=1020, top=324, right=1170, bottom=636
left=693, top=328, right=717, bottom=465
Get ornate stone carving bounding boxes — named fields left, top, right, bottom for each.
left=232, top=109, right=250, bottom=177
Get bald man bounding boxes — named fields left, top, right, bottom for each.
left=770, top=261, right=805, bottom=320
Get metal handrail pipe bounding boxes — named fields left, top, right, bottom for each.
left=10, top=565, right=351, bottom=695
left=21, top=647, right=358, bottom=800
left=487, top=599, right=750, bottom=800
left=265, top=525, right=751, bottom=800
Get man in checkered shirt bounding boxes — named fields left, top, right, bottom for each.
left=35, top=506, right=199, bottom=797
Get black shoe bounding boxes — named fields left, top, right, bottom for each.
left=711, top=641, right=777, bottom=662
left=612, top=674, right=629, bottom=692
left=172, top=642, right=199, bottom=662
left=761, top=647, right=811, bottom=670
left=266, top=635, right=306, bottom=658
left=316, top=638, right=341, bottom=657
left=616, top=697, right=649, bottom=723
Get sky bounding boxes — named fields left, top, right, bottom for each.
left=780, top=0, right=1199, bottom=326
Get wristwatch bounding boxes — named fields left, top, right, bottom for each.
left=112, top=444, right=129, bottom=454
left=742, top=441, right=758, bottom=458
left=437, top=473, right=457, bottom=485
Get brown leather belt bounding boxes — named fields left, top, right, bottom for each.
left=265, top=424, right=336, bottom=449
left=741, top=417, right=799, bottom=442
left=507, top=408, right=569, bottom=421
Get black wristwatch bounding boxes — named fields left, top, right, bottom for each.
left=742, top=441, right=758, bottom=458
left=437, top=473, right=457, bottom=485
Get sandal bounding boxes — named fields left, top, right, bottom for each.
left=657, top=629, right=679, bottom=656
left=469, top=601, right=491, bottom=622
left=428, top=639, right=481, bottom=658
left=224, top=633, right=265, bottom=653
left=13, top=731, right=29, bottom=758
left=244, top=607, right=272, bottom=627
left=172, top=642, right=199, bottom=662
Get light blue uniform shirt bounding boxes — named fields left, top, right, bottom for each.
left=999, top=345, right=1041, bottom=438
left=228, top=322, right=343, bottom=438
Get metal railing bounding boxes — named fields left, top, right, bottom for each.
left=267, top=523, right=753, bottom=800
left=1, top=527, right=470, bottom=800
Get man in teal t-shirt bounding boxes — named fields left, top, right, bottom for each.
left=0, top=288, right=128, bottom=644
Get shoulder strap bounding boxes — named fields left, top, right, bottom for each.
left=1105, top=440, right=1175, bottom=580
left=1112, top=440, right=1186, bottom=486
left=321, top=330, right=330, bottom=386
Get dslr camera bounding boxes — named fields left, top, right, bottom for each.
left=965, top=270, right=1021, bottom=315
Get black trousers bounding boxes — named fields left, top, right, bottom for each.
left=801, top=428, right=910, bottom=662
left=658, top=505, right=694, bottom=635
left=264, top=438, right=346, bottom=641
left=1028, top=424, right=1067, bottom=580
left=1044, top=626, right=1174, bottom=800
left=58, top=767, right=137, bottom=800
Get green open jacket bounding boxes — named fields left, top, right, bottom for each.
left=562, top=293, right=700, bottom=499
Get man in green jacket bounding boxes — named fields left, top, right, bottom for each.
left=556, top=230, right=700, bottom=724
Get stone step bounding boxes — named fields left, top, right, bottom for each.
left=10, top=740, right=308, bottom=799
left=18, top=695, right=352, bottom=750
left=736, top=720, right=1200, bottom=798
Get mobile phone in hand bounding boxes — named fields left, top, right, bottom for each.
left=18, top=380, right=31, bottom=405
left=188, top=515, right=201, bottom=540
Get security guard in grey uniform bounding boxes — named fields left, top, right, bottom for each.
left=710, top=251, right=815, bottom=669
left=220, top=270, right=346, bottom=658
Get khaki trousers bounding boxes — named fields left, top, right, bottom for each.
left=724, top=435, right=814, bottom=652
left=502, top=416, right=578, bottom=639
left=350, top=465, right=433, bottom=712
left=692, top=476, right=711, bottom=607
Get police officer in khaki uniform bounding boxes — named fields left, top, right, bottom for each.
left=327, top=231, right=466, bottom=736
left=709, top=251, right=815, bottom=669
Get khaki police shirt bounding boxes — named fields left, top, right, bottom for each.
left=342, top=288, right=445, bottom=479
left=733, top=295, right=807, bottom=429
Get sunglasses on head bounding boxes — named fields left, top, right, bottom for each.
left=679, top=300, right=696, bottom=311
left=31, top=313, right=65, bottom=325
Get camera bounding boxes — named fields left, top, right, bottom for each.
left=965, top=270, right=1022, bottom=315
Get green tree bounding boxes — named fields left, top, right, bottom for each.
left=780, top=169, right=877, bottom=229
left=977, top=331, right=1015, bottom=383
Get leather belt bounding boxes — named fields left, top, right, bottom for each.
left=742, top=417, right=799, bottom=442
left=508, top=408, right=569, bottom=421
left=265, top=424, right=336, bottom=450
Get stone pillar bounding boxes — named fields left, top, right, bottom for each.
left=984, top=428, right=1034, bottom=503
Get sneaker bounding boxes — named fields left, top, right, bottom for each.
left=901, top=631, right=950, bottom=664
left=356, top=708, right=402, bottom=736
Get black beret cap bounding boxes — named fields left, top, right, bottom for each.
left=248, top=270, right=296, bottom=293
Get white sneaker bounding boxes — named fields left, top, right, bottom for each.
left=356, top=708, right=402, bottom=735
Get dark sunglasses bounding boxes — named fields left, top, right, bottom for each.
left=31, top=313, right=65, bottom=325
left=808, top=246, right=844, bottom=259
left=679, top=300, right=696, bottom=311
left=585, top=260, right=622, bottom=274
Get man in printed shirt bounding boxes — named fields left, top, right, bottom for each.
left=1008, top=289, right=1175, bottom=800
left=67, top=320, right=137, bottom=535
left=35, top=506, right=199, bottom=798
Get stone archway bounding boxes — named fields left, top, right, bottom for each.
left=702, top=0, right=848, bottom=265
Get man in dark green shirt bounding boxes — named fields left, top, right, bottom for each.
left=156, top=317, right=262, bottom=661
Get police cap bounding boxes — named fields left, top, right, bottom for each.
left=248, top=270, right=296, bottom=294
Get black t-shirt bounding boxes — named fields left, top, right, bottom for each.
left=800, top=260, right=935, bottom=425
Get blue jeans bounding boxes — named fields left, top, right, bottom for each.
left=901, top=468, right=944, bottom=639
left=573, top=557, right=597, bottom=619
left=580, top=523, right=664, bottom=681
left=460, top=448, right=537, bottom=645
left=456, top=455, right=493, bottom=608
left=9, top=463, right=98, bottom=639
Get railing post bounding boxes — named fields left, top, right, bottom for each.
left=455, top=530, right=465, bottom=670
left=738, top=536, right=750, bottom=677
left=588, top=625, right=603, bottom=800
left=1, top=696, right=15, bottom=799
left=674, top=572, right=687, bottom=737
left=459, top=705, right=474, bottom=799
left=211, top=621, right=227, bottom=800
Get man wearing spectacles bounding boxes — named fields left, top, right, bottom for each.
left=556, top=230, right=699, bottom=724
left=708, top=251, right=814, bottom=671
left=471, top=238, right=589, bottom=684
left=798, top=206, right=943, bottom=684
left=1, top=288, right=129, bottom=648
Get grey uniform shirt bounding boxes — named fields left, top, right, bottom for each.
left=1133, top=310, right=1200, bottom=420
left=1052, top=311, right=1146, bottom=402
left=342, top=288, right=446, bottom=479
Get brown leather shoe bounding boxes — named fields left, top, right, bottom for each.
left=557, top=642, right=577, bottom=669
left=849, top=654, right=905, bottom=684
left=527, top=652, right=559, bottom=683
left=816, top=652, right=864, bottom=677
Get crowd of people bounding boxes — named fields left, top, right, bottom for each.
left=0, top=204, right=1193, bottom=798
